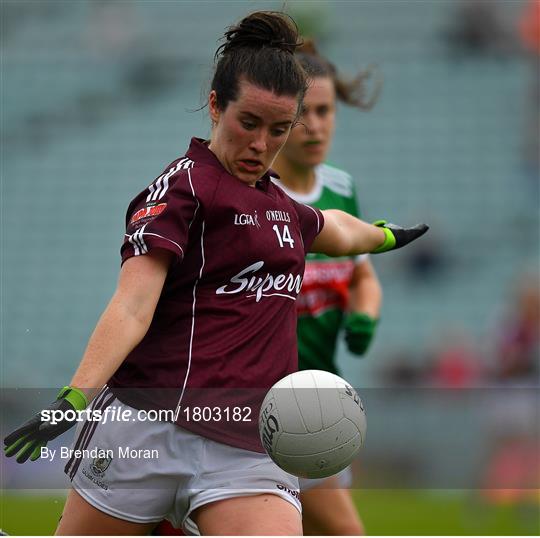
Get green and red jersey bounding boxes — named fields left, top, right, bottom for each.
left=273, top=163, right=366, bottom=374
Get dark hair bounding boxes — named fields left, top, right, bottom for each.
left=211, top=11, right=308, bottom=111
left=297, top=39, right=383, bottom=111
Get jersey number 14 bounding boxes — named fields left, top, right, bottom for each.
left=273, top=224, right=295, bottom=248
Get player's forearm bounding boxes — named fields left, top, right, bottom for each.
left=313, top=211, right=429, bottom=257
left=314, top=210, right=386, bottom=256
left=69, top=294, right=153, bottom=401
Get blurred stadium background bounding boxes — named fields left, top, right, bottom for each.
left=1, top=0, right=539, bottom=535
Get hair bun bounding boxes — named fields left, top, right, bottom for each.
left=216, top=11, right=301, bottom=59
left=265, top=38, right=298, bottom=54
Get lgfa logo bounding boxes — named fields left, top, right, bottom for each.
left=234, top=211, right=260, bottom=228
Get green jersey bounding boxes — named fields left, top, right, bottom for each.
left=274, top=163, right=365, bottom=374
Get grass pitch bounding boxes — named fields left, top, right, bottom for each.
left=1, top=490, right=538, bottom=535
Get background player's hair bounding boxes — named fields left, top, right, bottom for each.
left=297, top=38, right=383, bottom=111
left=211, top=11, right=308, bottom=110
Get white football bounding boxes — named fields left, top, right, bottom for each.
left=259, top=369, right=366, bottom=479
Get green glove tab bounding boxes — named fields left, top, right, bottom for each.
left=371, top=220, right=396, bottom=253
left=371, top=219, right=429, bottom=254
left=57, top=386, right=88, bottom=411
left=344, top=312, right=379, bottom=356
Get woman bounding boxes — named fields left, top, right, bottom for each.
left=4, top=11, right=427, bottom=536
left=272, top=41, right=382, bottom=535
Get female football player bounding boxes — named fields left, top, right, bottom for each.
left=4, top=11, right=427, bottom=536
left=272, top=40, right=382, bottom=536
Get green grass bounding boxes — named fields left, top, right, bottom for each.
left=1, top=490, right=538, bottom=535
left=353, top=490, right=539, bottom=535
left=1, top=494, right=65, bottom=536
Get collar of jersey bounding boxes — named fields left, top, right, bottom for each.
left=270, top=165, right=324, bottom=204
left=186, top=137, right=274, bottom=192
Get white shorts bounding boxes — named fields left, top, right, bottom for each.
left=64, top=389, right=300, bottom=535
left=299, top=466, right=353, bottom=491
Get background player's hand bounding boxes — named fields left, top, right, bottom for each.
left=3, top=386, right=88, bottom=464
left=371, top=220, right=429, bottom=253
left=344, top=312, right=378, bottom=356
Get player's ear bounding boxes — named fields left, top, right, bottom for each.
left=208, top=91, right=221, bottom=125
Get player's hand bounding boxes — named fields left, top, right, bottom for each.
left=3, top=386, right=88, bottom=464
left=344, top=312, right=378, bottom=356
left=371, top=220, right=429, bottom=253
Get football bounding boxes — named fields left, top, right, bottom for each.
left=259, top=369, right=367, bottom=479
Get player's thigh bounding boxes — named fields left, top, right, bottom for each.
left=301, top=476, right=364, bottom=536
left=56, top=489, right=157, bottom=536
left=192, top=493, right=302, bottom=536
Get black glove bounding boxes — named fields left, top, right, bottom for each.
left=344, top=312, right=379, bottom=356
left=371, top=220, right=429, bottom=253
left=4, top=386, right=88, bottom=463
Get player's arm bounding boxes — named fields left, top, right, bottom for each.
left=345, top=259, right=382, bottom=357
left=4, top=249, right=172, bottom=463
left=349, top=259, right=381, bottom=319
left=311, top=209, right=428, bottom=256
left=69, top=248, right=173, bottom=399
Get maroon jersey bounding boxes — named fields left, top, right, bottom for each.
left=108, top=138, right=323, bottom=451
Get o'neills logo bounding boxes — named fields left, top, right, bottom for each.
left=130, top=203, right=167, bottom=225
left=216, top=261, right=302, bottom=302
left=266, top=210, right=290, bottom=223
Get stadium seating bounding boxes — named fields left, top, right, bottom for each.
left=3, top=0, right=537, bottom=388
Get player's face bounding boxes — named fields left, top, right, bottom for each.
left=278, top=76, right=336, bottom=169
left=208, top=80, right=298, bottom=185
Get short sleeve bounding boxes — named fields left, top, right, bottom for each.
left=121, top=170, right=199, bottom=265
left=290, top=198, right=325, bottom=254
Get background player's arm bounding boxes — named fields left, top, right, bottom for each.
left=312, top=209, right=386, bottom=256
left=70, top=249, right=173, bottom=401
left=349, top=259, right=382, bottom=318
